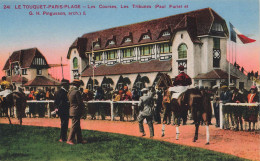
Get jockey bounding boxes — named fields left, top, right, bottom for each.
left=173, top=65, right=192, bottom=86
left=0, top=76, right=12, bottom=100
left=169, top=65, right=192, bottom=102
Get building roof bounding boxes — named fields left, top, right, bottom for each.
left=81, top=59, right=172, bottom=77
left=3, top=48, right=50, bottom=70
left=24, top=76, right=61, bottom=86
left=194, top=69, right=239, bottom=79
left=67, top=8, right=228, bottom=59
left=6, top=75, right=28, bottom=83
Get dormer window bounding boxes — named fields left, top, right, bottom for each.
left=142, top=34, right=150, bottom=40
left=109, top=40, right=115, bottom=45
left=212, top=23, right=223, bottom=32
left=94, top=43, right=100, bottom=47
left=162, top=31, right=171, bottom=36
left=124, top=37, right=132, bottom=43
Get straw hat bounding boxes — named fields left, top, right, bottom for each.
left=221, top=85, right=228, bottom=89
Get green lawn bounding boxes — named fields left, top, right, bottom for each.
left=0, top=124, right=248, bottom=161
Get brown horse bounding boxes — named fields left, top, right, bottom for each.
left=0, top=92, right=27, bottom=125
left=162, top=88, right=212, bottom=144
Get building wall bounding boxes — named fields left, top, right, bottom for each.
left=200, top=37, right=211, bottom=73
left=220, top=38, right=228, bottom=71
left=70, top=49, right=82, bottom=81
left=27, top=69, right=36, bottom=80
left=193, top=43, right=202, bottom=80
left=199, top=36, right=228, bottom=73
left=171, top=30, right=194, bottom=80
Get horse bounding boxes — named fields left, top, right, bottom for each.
left=161, top=88, right=212, bottom=145
left=0, top=92, right=27, bottom=125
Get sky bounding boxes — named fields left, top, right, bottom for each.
left=0, top=0, right=259, bottom=81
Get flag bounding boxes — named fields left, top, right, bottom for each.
left=229, top=23, right=236, bottom=42
left=229, top=22, right=256, bottom=44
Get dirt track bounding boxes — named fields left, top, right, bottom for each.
left=1, top=117, right=259, bottom=161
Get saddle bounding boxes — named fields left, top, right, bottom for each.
left=169, top=86, right=189, bottom=99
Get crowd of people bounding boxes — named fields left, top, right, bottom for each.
left=214, top=84, right=259, bottom=131
left=0, top=68, right=260, bottom=144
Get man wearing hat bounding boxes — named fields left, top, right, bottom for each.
left=212, top=85, right=220, bottom=127
left=220, top=84, right=232, bottom=129
left=54, top=79, right=70, bottom=142
left=137, top=88, right=155, bottom=138
left=67, top=79, right=86, bottom=145
left=231, top=86, right=245, bottom=131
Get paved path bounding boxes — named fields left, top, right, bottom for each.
left=0, top=117, right=259, bottom=161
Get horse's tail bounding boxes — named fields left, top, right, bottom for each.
left=202, top=93, right=212, bottom=122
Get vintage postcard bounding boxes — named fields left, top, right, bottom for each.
left=0, top=0, right=259, bottom=160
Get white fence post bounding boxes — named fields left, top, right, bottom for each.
left=219, top=102, right=223, bottom=129
left=110, top=101, right=114, bottom=121
left=47, top=102, right=51, bottom=118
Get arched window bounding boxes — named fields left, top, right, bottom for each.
left=73, top=57, right=78, bottom=69
left=178, top=44, right=188, bottom=59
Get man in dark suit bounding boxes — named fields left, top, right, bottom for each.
left=67, top=80, right=86, bottom=145
left=54, top=79, right=70, bottom=142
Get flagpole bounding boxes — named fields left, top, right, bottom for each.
left=19, top=61, right=22, bottom=90
left=235, top=42, right=237, bottom=65
left=232, top=41, right=234, bottom=65
left=92, top=41, right=94, bottom=90
left=228, top=40, right=231, bottom=86
left=61, top=57, right=64, bottom=80
left=9, top=53, right=13, bottom=86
